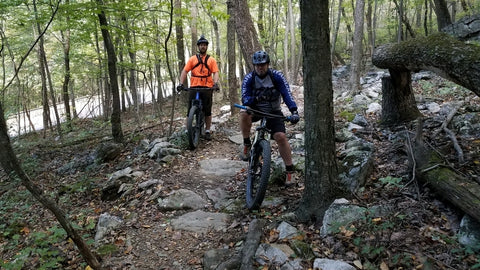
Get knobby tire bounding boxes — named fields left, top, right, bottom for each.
left=246, top=139, right=271, bottom=210
left=187, top=105, right=203, bottom=149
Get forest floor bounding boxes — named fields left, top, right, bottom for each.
left=1, top=72, right=480, bottom=270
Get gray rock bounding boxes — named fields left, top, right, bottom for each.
left=158, top=189, right=207, bottom=210
left=255, top=243, right=289, bottom=266
left=320, top=198, right=367, bottom=236
left=458, top=215, right=480, bottom=251
left=313, top=258, right=355, bottom=270
left=95, top=213, right=123, bottom=244
left=199, top=159, right=245, bottom=177
left=170, top=210, right=229, bottom=233
left=277, top=221, right=299, bottom=240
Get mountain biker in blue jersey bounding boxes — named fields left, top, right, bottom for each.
left=239, top=50, right=300, bottom=185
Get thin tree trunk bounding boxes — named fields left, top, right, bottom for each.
left=288, top=0, right=295, bottom=82
left=164, top=0, right=176, bottom=136
left=227, top=0, right=239, bottom=113
left=97, top=0, right=124, bottom=143
left=331, top=0, right=343, bottom=64
left=190, top=0, right=198, bottom=55
left=61, top=9, right=72, bottom=132
left=122, top=14, right=139, bottom=113
left=366, top=0, right=374, bottom=57
left=349, top=0, right=365, bottom=95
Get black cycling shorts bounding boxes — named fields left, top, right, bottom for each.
left=187, top=88, right=213, bottom=117
left=252, top=109, right=286, bottom=136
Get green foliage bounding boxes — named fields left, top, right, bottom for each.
left=339, top=110, right=355, bottom=122
left=378, top=176, right=403, bottom=188
left=58, top=175, right=96, bottom=195
left=96, top=244, right=119, bottom=256
left=0, top=226, right=67, bottom=270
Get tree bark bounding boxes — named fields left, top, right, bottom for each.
left=174, top=0, right=186, bottom=107
left=349, top=0, right=365, bottom=94
left=331, top=0, right=343, bottom=63
left=380, top=72, right=422, bottom=125
left=233, top=0, right=262, bottom=72
left=61, top=6, right=72, bottom=132
left=412, top=132, right=480, bottom=223
left=97, top=0, right=124, bottom=143
left=433, top=0, right=452, bottom=30
left=227, top=0, right=239, bottom=114
left=296, top=0, right=341, bottom=223
left=372, top=32, right=480, bottom=97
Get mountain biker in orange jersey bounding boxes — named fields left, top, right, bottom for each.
left=177, top=35, right=220, bottom=140
left=239, top=50, right=300, bottom=185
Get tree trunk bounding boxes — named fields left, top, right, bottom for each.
left=412, top=129, right=480, bottom=223
left=331, top=0, right=343, bottom=64
left=227, top=0, right=239, bottom=114
left=163, top=0, right=176, bottom=136
left=372, top=32, right=480, bottom=97
left=433, top=0, right=452, bottom=30
left=365, top=0, right=373, bottom=56
left=288, top=0, right=295, bottom=82
left=257, top=0, right=265, bottom=42
left=190, top=0, right=198, bottom=55
left=34, top=0, right=61, bottom=137
left=97, top=0, right=124, bottom=143
left=349, top=0, right=365, bottom=95
left=174, top=0, right=186, bottom=108
left=94, top=25, right=109, bottom=120
left=61, top=16, right=72, bottom=132
left=233, top=0, right=262, bottom=72
left=122, top=14, right=139, bottom=113
left=380, top=72, right=422, bottom=125
left=296, top=0, right=341, bottom=223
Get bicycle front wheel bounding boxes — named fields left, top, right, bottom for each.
left=246, top=139, right=271, bottom=210
left=187, top=105, right=203, bottom=149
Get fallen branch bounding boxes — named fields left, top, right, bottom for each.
left=240, top=219, right=265, bottom=270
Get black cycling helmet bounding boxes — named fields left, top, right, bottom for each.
left=252, top=50, right=270, bottom=65
left=197, top=35, right=209, bottom=45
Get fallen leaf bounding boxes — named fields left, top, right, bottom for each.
left=353, top=260, right=363, bottom=269
left=20, top=227, right=30, bottom=235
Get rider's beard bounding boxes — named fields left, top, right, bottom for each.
left=199, top=47, right=207, bottom=55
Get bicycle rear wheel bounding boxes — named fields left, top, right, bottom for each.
left=245, top=139, right=271, bottom=210
left=187, top=105, right=203, bottom=149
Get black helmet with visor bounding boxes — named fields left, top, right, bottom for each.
left=252, top=50, right=270, bottom=65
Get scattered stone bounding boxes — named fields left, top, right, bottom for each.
left=158, top=189, right=207, bottom=210
left=199, top=159, right=245, bottom=177
left=170, top=210, right=229, bottom=233
left=313, top=258, right=356, bottom=270
left=95, top=213, right=123, bottom=244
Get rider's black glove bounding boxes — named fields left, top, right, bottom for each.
left=290, top=111, right=300, bottom=124
left=213, top=82, right=220, bottom=92
left=176, top=84, right=184, bottom=92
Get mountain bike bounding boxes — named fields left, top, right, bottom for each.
left=234, top=104, right=292, bottom=210
left=181, top=87, right=214, bottom=150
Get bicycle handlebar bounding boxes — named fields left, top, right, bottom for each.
left=184, top=87, right=215, bottom=92
left=234, top=104, right=292, bottom=122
